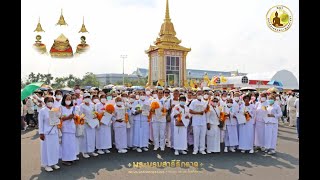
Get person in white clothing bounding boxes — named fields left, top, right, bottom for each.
left=132, top=92, right=150, bottom=152
left=113, top=97, right=128, bottom=153
left=172, top=96, right=190, bottom=155
left=167, top=89, right=180, bottom=148
left=223, top=98, right=238, bottom=152
left=189, top=90, right=207, bottom=155
left=294, top=94, right=299, bottom=138
left=79, top=93, right=99, bottom=158
left=206, top=98, right=221, bottom=153
left=38, top=96, right=60, bottom=172
left=125, top=93, right=135, bottom=149
left=95, top=94, right=112, bottom=154
left=254, top=93, right=268, bottom=151
left=287, top=93, right=297, bottom=127
left=238, top=95, right=255, bottom=154
left=60, top=94, right=77, bottom=166
left=264, top=95, right=283, bottom=155
left=53, top=90, right=63, bottom=108
left=151, top=90, right=168, bottom=151
left=71, top=94, right=81, bottom=160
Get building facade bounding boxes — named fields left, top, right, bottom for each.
left=145, top=0, right=191, bottom=87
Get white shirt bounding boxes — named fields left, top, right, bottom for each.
left=60, top=106, right=76, bottom=133
left=294, top=98, right=299, bottom=117
left=38, top=107, right=58, bottom=135
left=189, top=99, right=207, bottom=126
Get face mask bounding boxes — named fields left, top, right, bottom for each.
left=93, top=99, right=100, bottom=104
left=101, top=98, right=107, bottom=103
left=140, top=96, right=146, bottom=101
left=46, top=102, right=53, bottom=108
left=122, top=98, right=128, bottom=102
left=72, top=100, right=76, bottom=105
left=75, top=89, right=81, bottom=94
left=116, top=102, right=123, bottom=106
left=234, top=97, right=239, bottom=101
left=107, top=96, right=112, bottom=101
left=227, top=103, right=233, bottom=107
left=146, top=91, right=151, bottom=95
left=222, top=97, right=227, bottom=101
left=268, top=99, right=275, bottom=105
left=227, top=96, right=231, bottom=99
left=203, top=95, right=209, bottom=99
left=153, top=94, right=158, bottom=99
left=260, top=97, right=266, bottom=102
left=213, top=102, right=218, bottom=106
left=276, top=97, right=280, bottom=100
left=251, top=96, right=256, bottom=101
left=180, top=101, right=186, bottom=106
left=56, top=95, right=62, bottom=100
left=65, top=100, right=71, bottom=105
left=197, top=95, right=203, bottom=100
left=84, top=98, right=91, bottom=103
left=216, top=96, right=220, bottom=100
left=129, top=98, right=135, bottom=103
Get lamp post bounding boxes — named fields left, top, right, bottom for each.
left=120, top=55, right=127, bottom=86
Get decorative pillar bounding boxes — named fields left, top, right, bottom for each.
left=182, top=52, right=188, bottom=87
left=147, top=53, right=152, bottom=86
left=158, top=49, right=165, bottom=84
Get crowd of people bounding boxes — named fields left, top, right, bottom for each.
left=20, top=85, right=299, bottom=172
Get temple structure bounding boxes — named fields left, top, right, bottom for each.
left=145, top=0, right=191, bottom=87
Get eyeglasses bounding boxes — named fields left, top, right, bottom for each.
left=164, top=92, right=170, bottom=94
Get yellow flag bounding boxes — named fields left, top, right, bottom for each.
left=220, top=76, right=227, bottom=83
left=190, top=79, right=194, bottom=88
left=209, top=76, right=217, bottom=86
left=157, top=79, right=164, bottom=86
left=203, top=74, right=210, bottom=85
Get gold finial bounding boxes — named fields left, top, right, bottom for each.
left=79, top=16, right=89, bottom=33
left=56, top=8, right=68, bottom=26
left=34, top=17, right=45, bottom=32
left=165, top=0, right=171, bottom=21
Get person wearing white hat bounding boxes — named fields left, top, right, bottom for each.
left=79, top=93, right=99, bottom=158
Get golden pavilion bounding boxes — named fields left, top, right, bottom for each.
left=145, top=0, right=191, bottom=87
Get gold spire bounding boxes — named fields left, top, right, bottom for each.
left=34, top=17, right=45, bottom=32
left=165, top=0, right=170, bottom=21
left=56, top=9, right=68, bottom=26
left=79, top=16, right=89, bottom=33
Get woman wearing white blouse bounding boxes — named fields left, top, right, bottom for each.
left=60, top=94, right=77, bottom=166
left=264, top=95, right=282, bottom=155
left=38, top=96, right=60, bottom=172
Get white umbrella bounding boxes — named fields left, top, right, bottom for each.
left=240, top=87, right=257, bottom=91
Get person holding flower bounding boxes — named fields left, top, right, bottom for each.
left=223, top=98, right=238, bottom=153
left=53, top=90, right=63, bottom=108
left=172, top=95, right=190, bottom=155
left=79, top=93, right=99, bottom=158
left=60, top=94, right=77, bottom=166
left=254, top=93, right=269, bottom=152
left=95, top=94, right=112, bottom=155
left=238, top=95, right=255, bottom=154
left=150, top=90, right=168, bottom=151
left=132, top=91, right=150, bottom=152
left=205, top=97, right=221, bottom=153
left=38, top=96, right=60, bottom=172
left=113, top=97, right=128, bottom=153
left=264, top=95, right=282, bottom=155
left=71, top=93, right=81, bottom=160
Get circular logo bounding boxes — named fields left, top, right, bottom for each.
left=266, top=5, right=293, bottom=32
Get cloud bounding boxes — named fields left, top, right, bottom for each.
left=22, top=0, right=299, bottom=83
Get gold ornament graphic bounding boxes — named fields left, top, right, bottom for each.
left=266, top=5, right=293, bottom=32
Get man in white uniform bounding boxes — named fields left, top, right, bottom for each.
left=189, top=90, right=207, bottom=155
left=294, top=94, right=299, bottom=139
left=287, top=93, right=297, bottom=127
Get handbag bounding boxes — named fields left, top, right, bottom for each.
left=76, top=124, right=85, bottom=137
left=213, top=107, right=224, bottom=128
left=166, top=99, right=172, bottom=122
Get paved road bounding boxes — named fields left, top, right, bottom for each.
left=22, top=123, right=299, bottom=180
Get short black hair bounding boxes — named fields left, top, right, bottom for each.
left=179, top=95, right=187, bottom=101
left=61, top=94, right=73, bottom=107
left=48, top=91, right=54, bottom=96
left=243, top=95, right=250, bottom=100
left=92, top=95, right=99, bottom=99
left=44, top=96, right=54, bottom=103
left=55, top=89, right=62, bottom=95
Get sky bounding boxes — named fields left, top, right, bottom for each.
left=21, top=0, right=299, bottom=83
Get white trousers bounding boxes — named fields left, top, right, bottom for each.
left=193, top=125, right=207, bottom=152
left=264, top=123, right=278, bottom=150
left=165, top=121, right=171, bottom=144
left=206, top=124, right=220, bottom=152
left=152, top=121, right=166, bottom=149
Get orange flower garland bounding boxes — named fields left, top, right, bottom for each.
left=74, top=114, right=85, bottom=125
left=150, top=101, right=160, bottom=110
left=94, top=112, right=104, bottom=121
left=105, top=104, right=115, bottom=114
left=220, top=112, right=226, bottom=122
left=125, top=112, right=129, bottom=123
left=244, top=112, right=251, bottom=121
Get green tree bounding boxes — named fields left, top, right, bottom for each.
left=81, top=72, right=100, bottom=87
left=66, top=74, right=82, bottom=88
left=52, top=77, right=67, bottom=89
